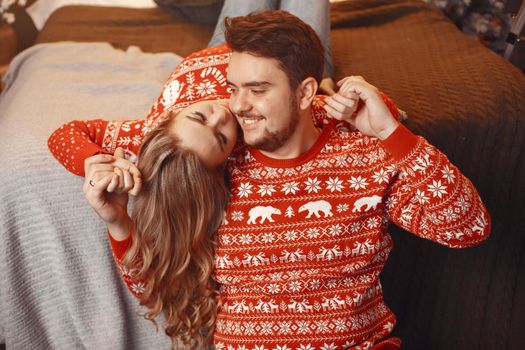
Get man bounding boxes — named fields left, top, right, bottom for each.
left=54, top=10, right=490, bottom=350
left=212, top=10, right=490, bottom=350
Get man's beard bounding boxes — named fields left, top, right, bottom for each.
left=241, top=98, right=300, bottom=152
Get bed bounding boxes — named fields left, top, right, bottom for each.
left=1, top=1, right=524, bottom=349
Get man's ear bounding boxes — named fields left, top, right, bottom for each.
left=296, top=77, right=318, bottom=110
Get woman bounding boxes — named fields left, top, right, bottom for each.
left=50, top=97, right=237, bottom=349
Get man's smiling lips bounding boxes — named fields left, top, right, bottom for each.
left=238, top=115, right=265, bottom=128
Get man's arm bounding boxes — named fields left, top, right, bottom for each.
left=382, top=125, right=490, bottom=247
left=325, top=76, right=490, bottom=247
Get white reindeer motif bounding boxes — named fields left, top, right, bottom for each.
left=471, top=213, right=488, bottom=235
left=321, top=295, right=346, bottom=310
left=227, top=301, right=250, bottom=314
left=412, top=153, right=431, bottom=174
left=242, top=252, right=270, bottom=266
left=254, top=299, right=279, bottom=313
left=280, top=249, right=307, bottom=263
left=316, top=246, right=343, bottom=261
left=288, top=299, right=313, bottom=313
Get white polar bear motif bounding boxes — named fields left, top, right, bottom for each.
left=247, top=206, right=281, bottom=224
left=299, top=200, right=333, bottom=219
left=352, top=195, right=382, bottom=213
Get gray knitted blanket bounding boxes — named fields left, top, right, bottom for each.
left=0, top=42, right=181, bottom=349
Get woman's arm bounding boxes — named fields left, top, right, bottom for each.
left=48, top=119, right=145, bottom=176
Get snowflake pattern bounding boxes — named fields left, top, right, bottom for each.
left=68, top=92, right=490, bottom=350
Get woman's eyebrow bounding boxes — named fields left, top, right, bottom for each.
left=185, top=114, right=224, bottom=152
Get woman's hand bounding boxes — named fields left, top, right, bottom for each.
left=324, top=76, right=400, bottom=140
left=83, top=148, right=142, bottom=240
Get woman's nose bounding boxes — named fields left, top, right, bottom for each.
left=210, top=105, right=231, bottom=127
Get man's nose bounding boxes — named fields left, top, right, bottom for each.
left=230, top=90, right=250, bottom=115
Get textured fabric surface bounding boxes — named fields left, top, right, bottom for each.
left=0, top=42, right=180, bottom=349
left=2, top=0, right=525, bottom=349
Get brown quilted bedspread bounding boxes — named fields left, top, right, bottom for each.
left=35, top=1, right=525, bottom=349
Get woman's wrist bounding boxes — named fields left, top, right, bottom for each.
left=107, top=217, right=133, bottom=241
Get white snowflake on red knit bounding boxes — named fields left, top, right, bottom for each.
left=258, top=184, right=276, bottom=196
left=254, top=346, right=267, bottom=350
left=372, top=168, right=389, bottom=184
left=275, top=345, right=292, bottom=350
left=301, top=161, right=314, bottom=173
left=195, top=80, right=217, bottom=97
left=328, top=224, right=343, bottom=236
left=367, top=217, right=380, bottom=229
left=427, top=180, right=447, bottom=198
left=296, top=323, right=311, bottom=336
left=335, top=155, right=348, bottom=167
left=132, top=135, right=142, bottom=146
left=243, top=322, right=256, bottom=335
left=259, top=322, right=273, bottom=335
left=333, top=319, right=348, bottom=333
left=267, top=284, right=281, bottom=294
left=314, top=320, right=330, bottom=333
left=306, top=227, right=320, bottom=239
left=337, top=203, right=350, bottom=213
left=231, top=211, right=244, bottom=221
left=289, top=281, right=302, bottom=292
left=238, top=234, right=252, bottom=245
left=444, top=206, right=458, bottom=222
left=237, top=182, right=253, bottom=198
left=455, top=196, right=471, bottom=212
left=281, top=181, right=300, bottom=195
left=309, top=279, right=321, bottom=290
left=261, top=232, right=275, bottom=243
left=265, top=167, right=279, bottom=178
left=441, top=165, right=456, bottom=184
left=284, top=230, right=298, bottom=241
left=131, top=281, right=145, bottom=295
left=350, top=222, right=362, bottom=233
left=325, top=177, right=345, bottom=192
left=278, top=321, right=293, bottom=335
left=317, top=158, right=331, bottom=168
left=414, top=189, right=430, bottom=204
left=349, top=176, right=368, bottom=190
left=304, top=177, right=322, bottom=193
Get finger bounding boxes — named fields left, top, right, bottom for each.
left=106, top=173, right=119, bottom=193
left=114, top=147, right=125, bottom=159
left=323, top=103, right=346, bottom=121
left=113, top=167, right=124, bottom=191
left=87, top=164, right=116, bottom=179
left=85, top=169, right=115, bottom=193
left=85, top=173, right=114, bottom=206
left=111, top=158, right=141, bottom=180
left=325, top=96, right=350, bottom=114
left=129, top=176, right=142, bottom=196
left=121, top=169, right=133, bottom=192
left=84, top=153, right=114, bottom=169
left=330, top=94, right=358, bottom=110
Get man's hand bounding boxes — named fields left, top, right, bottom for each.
left=323, top=76, right=400, bottom=140
left=83, top=148, right=142, bottom=240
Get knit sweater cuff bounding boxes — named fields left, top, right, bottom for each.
left=77, top=143, right=108, bottom=177
left=108, top=230, right=132, bottom=260
left=380, top=124, right=419, bottom=161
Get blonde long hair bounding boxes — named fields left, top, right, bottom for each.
left=122, top=116, right=230, bottom=348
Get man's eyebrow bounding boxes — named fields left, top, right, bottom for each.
left=226, top=80, right=272, bottom=88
